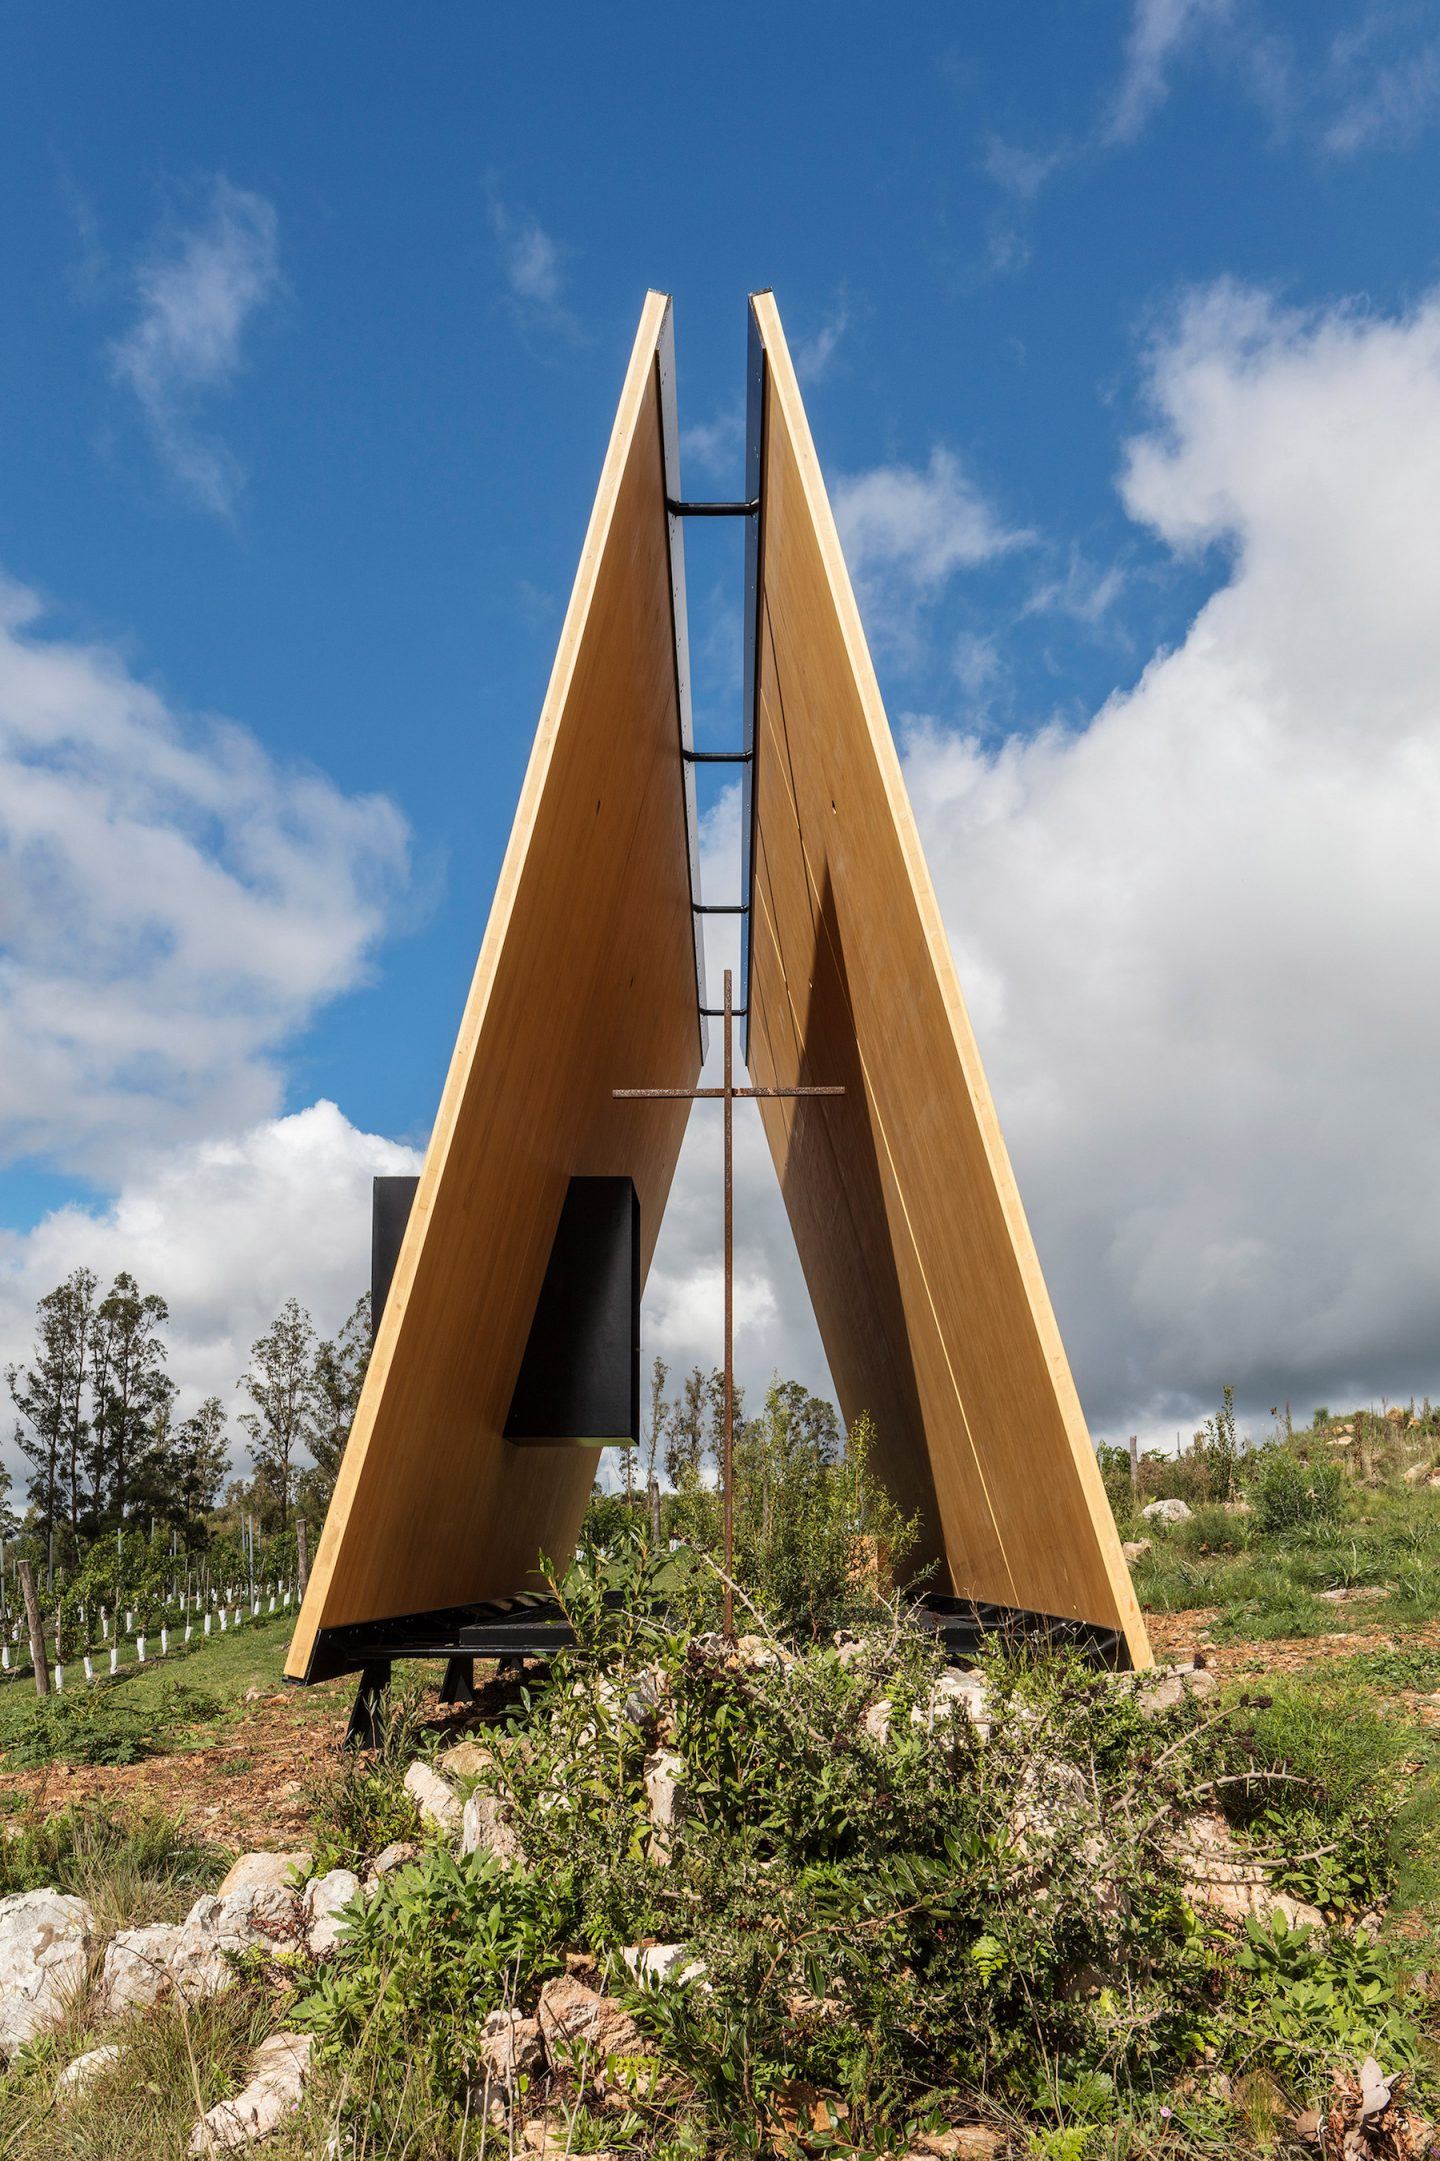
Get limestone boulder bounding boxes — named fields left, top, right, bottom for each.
left=642, top=1749, right=686, bottom=1864
left=473, top=2005, right=543, bottom=2091
left=537, top=1973, right=644, bottom=2082
left=404, top=1760, right=461, bottom=1832
left=1121, top=1538, right=1152, bottom=1563
left=1142, top=1497, right=1192, bottom=1525
left=216, top=1850, right=311, bottom=1899
left=0, top=1888, right=95, bottom=2057
left=188, top=2030, right=311, bottom=2152
left=1175, top=1812, right=1325, bottom=1931
left=56, top=2043, right=123, bottom=2099
left=621, top=1942, right=707, bottom=1986
left=302, top=1869, right=362, bottom=1956
left=461, top=1788, right=526, bottom=1867
left=1131, top=1663, right=1218, bottom=1718
left=102, top=1921, right=185, bottom=2014
left=364, top=1840, right=420, bottom=1889
left=911, top=1668, right=991, bottom=1739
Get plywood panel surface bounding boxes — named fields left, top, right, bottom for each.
left=745, top=292, right=1150, bottom=1663
left=287, top=294, right=700, bottom=1679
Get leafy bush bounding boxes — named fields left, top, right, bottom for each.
left=1247, top=1449, right=1347, bottom=1534
left=0, top=1677, right=222, bottom=1767
left=295, top=1844, right=575, bottom=2091
left=305, top=1676, right=427, bottom=1873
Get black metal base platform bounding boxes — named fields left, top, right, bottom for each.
left=300, top=1583, right=1130, bottom=1747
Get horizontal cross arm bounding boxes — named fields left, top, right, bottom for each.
left=612, top=1086, right=845, bottom=1101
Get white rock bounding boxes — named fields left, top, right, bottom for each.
left=103, top=1921, right=185, bottom=2013
left=1174, top=1813, right=1325, bottom=1932
left=1121, top=1538, right=1152, bottom=1563
left=404, top=1760, right=461, bottom=1831
left=461, top=1789, right=526, bottom=1867
left=642, top=1749, right=686, bottom=1864
left=0, top=1889, right=95, bottom=2057
left=188, top=2030, right=312, bottom=2152
left=1142, top=1497, right=1192, bottom=1525
left=171, top=1884, right=303, bottom=2002
left=56, top=2042, right=123, bottom=2098
left=861, top=1696, right=893, bottom=1745
left=217, top=1851, right=312, bottom=1899
left=364, top=1840, right=420, bottom=1890
left=473, top=2006, right=543, bottom=2090
left=302, top=1869, right=362, bottom=1957
left=911, top=1668, right=991, bottom=1739
left=1131, top=1664, right=1219, bottom=1718
left=621, top=1942, right=707, bottom=1986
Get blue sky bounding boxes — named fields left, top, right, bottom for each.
left=4, top=1, right=1440, bottom=1456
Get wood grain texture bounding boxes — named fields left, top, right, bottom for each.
left=745, top=291, right=1151, bottom=1665
left=286, top=293, right=700, bottom=1680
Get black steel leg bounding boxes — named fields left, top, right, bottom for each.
left=438, top=1654, right=475, bottom=1706
left=344, top=1660, right=393, bottom=1749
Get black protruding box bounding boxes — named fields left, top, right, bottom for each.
left=505, top=1176, right=640, bottom=1448
left=371, top=1175, right=420, bottom=1348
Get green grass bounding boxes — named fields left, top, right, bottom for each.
left=0, top=1801, right=229, bottom=1930
left=1123, top=1475, right=1440, bottom=1639
left=0, top=1608, right=301, bottom=1769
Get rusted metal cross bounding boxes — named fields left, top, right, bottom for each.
left=614, top=966, right=843, bottom=1636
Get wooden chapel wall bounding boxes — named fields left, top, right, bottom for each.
left=287, top=293, right=701, bottom=1678
left=743, top=292, right=1151, bottom=1663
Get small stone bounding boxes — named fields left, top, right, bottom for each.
left=1142, top=1497, right=1192, bottom=1524
left=56, top=2043, right=122, bottom=2099
left=438, top=1739, right=491, bottom=1780
left=621, top=1942, right=707, bottom=1986
left=188, top=2030, right=311, bottom=2152
left=536, top=1974, right=644, bottom=2082
left=1122, top=1538, right=1152, bottom=1562
left=403, top=1760, right=461, bottom=1831
left=1133, top=1664, right=1219, bottom=1718
left=473, top=2006, right=543, bottom=2091
left=216, top=1850, right=312, bottom=1899
left=862, top=1696, right=893, bottom=1745
left=302, top=1869, right=362, bottom=1956
left=911, top=1668, right=991, bottom=1739
left=365, top=1840, right=420, bottom=1887
left=909, top=2131, right=1003, bottom=2160
left=0, top=1889, right=96, bottom=2057
left=1318, top=1585, right=1389, bottom=1604
left=643, top=1749, right=685, bottom=1864
left=461, top=1789, right=526, bottom=1867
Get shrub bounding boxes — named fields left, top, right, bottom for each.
left=305, top=1676, right=427, bottom=1873
left=1247, top=1449, right=1347, bottom=1534
left=295, top=1844, right=575, bottom=2092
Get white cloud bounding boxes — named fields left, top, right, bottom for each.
left=682, top=403, right=745, bottom=483
left=1106, top=0, right=1236, bottom=143
left=486, top=187, right=579, bottom=340
left=0, top=573, right=409, bottom=1178
left=0, top=1102, right=420, bottom=1483
left=110, top=178, right=279, bottom=515
left=1323, top=22, right=1440, bottom=155
left=791, top=298, right=852, bottom=384
left=900, top=281, right=1440, bottom=1435
left=832, top=450, right=1029, bottom=660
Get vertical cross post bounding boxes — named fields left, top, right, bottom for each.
left=613, top=965, right=842, bottom=1638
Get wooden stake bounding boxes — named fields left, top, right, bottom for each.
left=19, top=1560, right=50, bottom=1698
left=295, top=1517, right=309, bottom=1597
